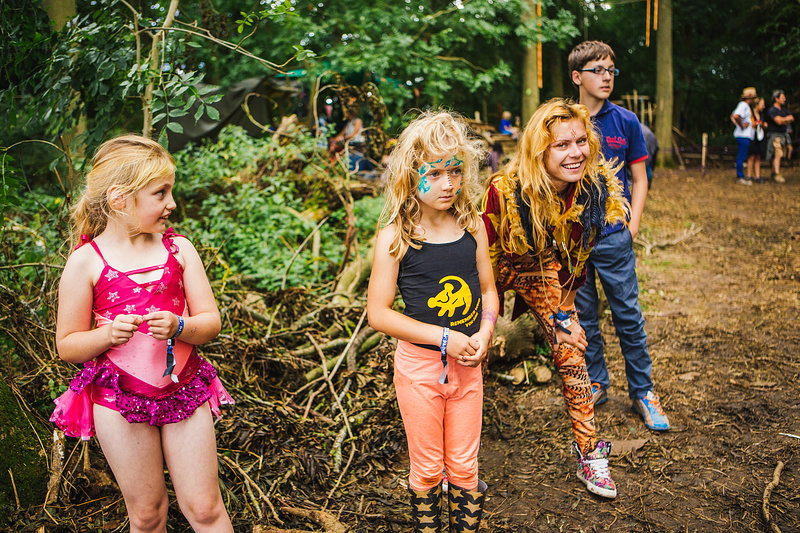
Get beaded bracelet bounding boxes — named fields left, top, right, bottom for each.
left=163, top=315, right=184, bottom=383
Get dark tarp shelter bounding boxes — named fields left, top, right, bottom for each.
left=161, top=76, right=299, bottom=151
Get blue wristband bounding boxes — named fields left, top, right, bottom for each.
left=551, top=308, right=573, bottom=342
left=555, top=308, right=572, bottom=321
left=163, top=315, right=184, bottom=382
left=172, top=315, right=185, bottom=339
left=438, top=327, right=450, bottom=385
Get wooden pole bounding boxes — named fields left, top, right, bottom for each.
left=633, top=89, right=639, bottom=119
left=701, top=133, right=708, bottom=176
left=536, top=2, right=543, bottom=89
left=654, top=0, right=659, bottom=30
left=645, top=0, right=651, bottom=47
left=673, top=136, right=685, bottom=170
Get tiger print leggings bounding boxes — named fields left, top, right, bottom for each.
left=496, top=252, right=597, bottom=454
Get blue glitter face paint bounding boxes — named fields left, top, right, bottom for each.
left=417, top=155, right=463, bottom=197
left=446, top=156, right=464, bottom=168
left=418, top=175, right=432, bottom=194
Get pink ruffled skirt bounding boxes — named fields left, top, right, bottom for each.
left=51, top=353, right=234, bottom=440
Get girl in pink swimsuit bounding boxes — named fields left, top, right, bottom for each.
left=51, top=135, right=234, bottom=532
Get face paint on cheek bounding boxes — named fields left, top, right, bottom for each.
left=418, top=175, right=432, bottom=195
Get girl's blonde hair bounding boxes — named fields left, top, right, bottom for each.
left=498, top=98, right=620, bottom=253
left=380, top=110, right=485, bottom=258
left=70, top=135, right=175, bottom=248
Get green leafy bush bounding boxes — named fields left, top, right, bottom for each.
left=173, top=126, right=382, bottom=291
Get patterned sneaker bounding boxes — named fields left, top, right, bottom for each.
left=591, top=383, right=608, bottom=407
left=573, top=441, right=617, bottom=499
left=633, top=390, right=670, bottom=431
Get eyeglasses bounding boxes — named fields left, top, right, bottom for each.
left=580, top=67, right=620, bottom=77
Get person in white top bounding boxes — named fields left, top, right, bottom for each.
left=731, top=87, right=757, bottom=185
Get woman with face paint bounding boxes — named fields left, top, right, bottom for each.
left=481, top=99, right=629, bottom=499
left=367, top=111, right=499, bottom=532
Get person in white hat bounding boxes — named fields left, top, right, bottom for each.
left=731, top=87, right=757, bottom=185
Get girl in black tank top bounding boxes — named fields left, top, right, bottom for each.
left=367, top=110, right=499, bottom=531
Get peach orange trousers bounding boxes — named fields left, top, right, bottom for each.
left=394, top=340, right=483, bottom=492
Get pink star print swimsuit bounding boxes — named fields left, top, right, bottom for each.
left=50, top=230, right=233, bottom=440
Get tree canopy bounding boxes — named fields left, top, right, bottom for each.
left=2, top=0, right=799, bottom=170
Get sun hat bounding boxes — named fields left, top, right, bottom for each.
left=741, top=87, right=757, bottom=99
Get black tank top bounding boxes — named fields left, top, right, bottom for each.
left=398, top=232, right=483, bottom=351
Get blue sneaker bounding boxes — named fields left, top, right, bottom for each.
left=592, top=383, right=608, bottom=407
left=633, top=391, right=670, bottom=431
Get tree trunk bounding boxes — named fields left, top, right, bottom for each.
left=522, top=47, right=540, bottom=125
left=654, top=0, right=673, bottom=167
left=142, top=0, right=180, bottom=139
left=547, top=43, right=565, bottom=98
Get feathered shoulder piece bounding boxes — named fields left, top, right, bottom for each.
left=569, top=164, right=630, bottom=249
left=484, top=173, right=532, bottom=256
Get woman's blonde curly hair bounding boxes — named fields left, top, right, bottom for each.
left=380, top=110, right=485, bottom=258
left=497, top=98, right=621, bottom=254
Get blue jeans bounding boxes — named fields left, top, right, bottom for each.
left=735, top=137, right=750, bottom=177
left=575, top=228, right=653, bottom=400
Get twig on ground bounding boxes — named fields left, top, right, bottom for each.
left=634, top=224, right=703, bottom=255
left=221, top=455, right=282, bottom=525
left=280, top=506, right=348, bottom=533
left=8, top=468, right=19, bottom=508
left=762, top=460, right=784, bottom=533
left=44, top=429, right=66, bottom=505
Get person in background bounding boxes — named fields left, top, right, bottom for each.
left=731, top=87, right=757, bottom=186
left=316, top=100, right=335, bottom=149
left=330, top=106, right=365, bottom=152
left=499, top=110, right=519, bottom=139
left=640, top=122, right=658, bottom=189
left=486, top=141, right=504, bottom=173
left=765, top=89, right=794, bottom=183
left=331, top=106, right=373, bottom=172
left=747, top=97, right=767, bottom=184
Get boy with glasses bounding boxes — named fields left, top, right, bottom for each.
left=568, top=41, right=670, bottom=433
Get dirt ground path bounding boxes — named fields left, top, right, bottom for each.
left=473, top=166, right=800, bottom=532
left=373, top=166, right=800, bottom=532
